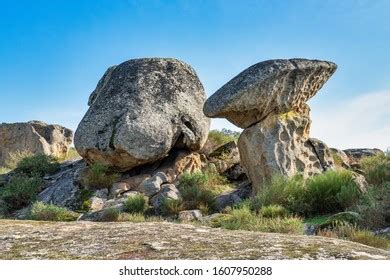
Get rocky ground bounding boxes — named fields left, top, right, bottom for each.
left=0, top=220, right=388, bottom=260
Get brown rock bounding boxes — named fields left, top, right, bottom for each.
left=0, top=121, right=73, bottom=166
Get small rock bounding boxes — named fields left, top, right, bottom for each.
left=110, top=182, right=130, bottom=197
left=138, top=172, right=169, bottom=197
left=93, top=189, right=109, bottom=200
left=122, top=191, right=142, bottom=198
left=178, top=210, right=203, bottom=222
left=304, top=223, right=317, bottom=235
left=150, top=184, right=181, bottom=211
left=89, top=197, right=105, bottom=212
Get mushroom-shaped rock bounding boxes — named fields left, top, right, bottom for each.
left=74, top=58, right=210, bottom=171
left=204, top=59, right=337, bottom=128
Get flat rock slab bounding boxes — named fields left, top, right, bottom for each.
left=0, top=220, right=388, bottom=260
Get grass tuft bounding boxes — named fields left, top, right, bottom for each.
left=28, top=202, right=79, bottom=221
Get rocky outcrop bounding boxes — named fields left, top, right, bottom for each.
left=204, top=59, right=337, bottom=194
left=343, top=148, right=384, bottom=165
left=0, top=220, right=388, bottom=259
left=74, top=58, right=210, bottom=171
left=204, top=59, right=336, bottom=128
left=37, top=160, right=86, bottom=209
left=0, top=121, right=73, bottom=166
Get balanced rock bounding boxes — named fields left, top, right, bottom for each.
left=204, top=58, right=337, bottom=194
left=204, top=59, right=336, bottom=128
left=75, top=58, right=210, bottom=171
left=0, top=121, right=73, bottom=166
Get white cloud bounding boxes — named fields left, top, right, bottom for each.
left=310, top=90, right=390, bottom=151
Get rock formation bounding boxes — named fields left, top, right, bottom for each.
left=204, top=59, right=337, bottom=193
left=74, top=58, right=210, bottom=171
left=0, top=121, right=73, bottom=166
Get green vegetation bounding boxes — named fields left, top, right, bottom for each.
left=360, top=153, right=390, bottom=186
left=81, top=162, right=120, bottom=188
left=116, top=212, right=147, bottom=222
left=257, top=170, right=361, bottom=216
left=208, top=129, right=240, bottom=147
left=160, top=198, right=184, bottom=216
left=178, top=170, right=232, bottom=214
left=123, top=194, right=148, bottom=214
left=16, top=154, right=60, bottom=176
left=259, top=204, right=289, bottom=218
left=318, top=223, right=389, bottom=250
left=0, top=175, right=42, bottom=212
left=209, top=205, right=304, bottom=234
left=4, top=150, right=33, bottom=170
left=28, top=202, right=79, bottom=221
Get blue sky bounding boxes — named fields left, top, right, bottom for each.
left=0, top=0, right=389, bottom=150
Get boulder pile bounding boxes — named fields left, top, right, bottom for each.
left=204, top=59, right=337, bottom=193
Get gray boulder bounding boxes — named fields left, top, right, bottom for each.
left=74, top=58, right=210, bottom=171
left=204, top=59, right=336, bottom=128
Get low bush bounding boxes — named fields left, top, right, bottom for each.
left=123, top=194, right=148, bottom=214
left=81, top=162, right=120, bottom=188
left=210, top=205, right=304, bottom=234
left=159, top=198, right=184, bottom=216
left=360, top=153, right=390, bottom=186
left=28, top=202, right=79, bottom=221
left=117, top=213, right=146, bottom=223
left=16, top=154, right=60, bottom=177
left=178, top=170, right=232, bottom=213
left=259, top=205, right=289, bottom=218
left=0, top=175, right=42, bottom=211
left=257, top=170, right=361, bottom=216
left=317, top=223, right=389, bottom=249
left=4, top=151, right=33, bottom=170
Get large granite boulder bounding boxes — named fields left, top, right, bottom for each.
left=204, top=59, right=336, bottom=128
left=75, top=58, right=210, bottom=171
left=0, top=121, right=73, bottom=166
left=238, top=108, right=333, bottom=193
left=204, top=58, right=337, bottom=194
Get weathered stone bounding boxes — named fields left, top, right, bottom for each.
left=209, top=141, right=240, bottom=173
left=238, top=109, right=326, bottom=194
left=178, top=210, right=202, bottom=222
left=74, top=58, right=210, bottom=171
left=0, top=121, right=73, bottom=166
left=224, top=163, right=247, bottom=181
left=122, top=191, right=142, bottom=198
left=37, top=160, right=86, bottom=210
left=308, top=138, right=335, bottom=171
left=330, top=148, right=351, bottom=168
left=150, top=184, right=181, bottom=211
left=1, top=220, right=388, bottom=259
left=214, top=180, right=251, bottom=211
left=92, top=189, right=109, bottom=200
left=110, top=182, right=130, bottom=197
left=119, top=174, right=151, bottom=190
left=89, top=196, right=105, bottom=212
left=352, top=172, right=368, bottom=193
left=137, top=172, right=169, bottom=197
left=204, top=59, right=337, bottom=128
left=343, top=148, right=384, bottom=164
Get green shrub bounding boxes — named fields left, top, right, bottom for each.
left=318, top=223, right=389, bottom=249
left=4, top=151, right=33, bottom=170
left=210, top=205, right=304, bottom=234
left=259, top=205, right=289, bottom=218
left=178, top=170, right=232, bottom=213
left=159, top=198, right=184, bottom=216
left=256, top=170, right=361, bottom=216
left=16, top=154, right=60, bottom=176
left=305, top=170, right=360, bottom=214
left=360, top=154, right=390, bottom=185
left=81, top=162, right=120, bottom=188
left=123, top=194, right=148, bottom=214
left=207, top=129, right=240, bottom=148
left=0, top=175, right=42, bottom=211
left=117, top=213, right=146, bottom=223
left=28, top=202, right=79, bottom=221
